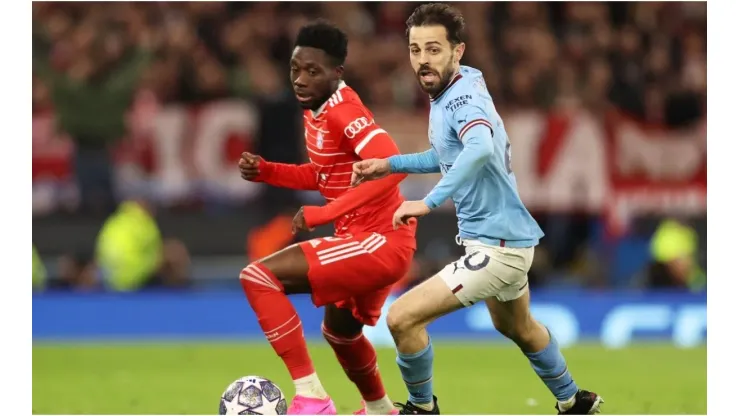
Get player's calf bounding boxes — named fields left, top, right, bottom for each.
left=322, top=305, right=395, bottom=415
left=239, top=262, right=315, bottom=380
left=387, top=276, right=464, bottom=413
left=488, top=298, right=549, bottom=353
left=239, top=245, right=333, bottom=407
left=485, top=294, right=598, bottom=413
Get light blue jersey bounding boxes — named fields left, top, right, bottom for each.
left=389, top=66, right=544, bottom=247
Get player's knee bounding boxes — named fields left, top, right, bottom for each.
left=386, top=302, right=415, bottom=337
left=239, top=262, right=284, bottom=294
left=491, top=314, right=516, bottom=340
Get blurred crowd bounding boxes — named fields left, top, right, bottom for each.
left=33, top=2, right=706, bottom=121
left=32, top=2, right=707, bottom=294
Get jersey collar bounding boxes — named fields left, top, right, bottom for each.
left=430, top=72, right=463, bottom=102
left=311, top=80, right=348, bottom=118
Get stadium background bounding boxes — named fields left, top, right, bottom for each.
left=31, top=2, right=706, bottom=414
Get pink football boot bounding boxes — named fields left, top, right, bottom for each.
left=287, top=395, right=337, bottom=415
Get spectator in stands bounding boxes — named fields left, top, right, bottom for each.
left=96, top=198, right=191, bottom=291
left=638, top=218, right=706, bottom=291
left=33, top=4, right=154, bottom=215
left=49, top=252, right=100, bottom=292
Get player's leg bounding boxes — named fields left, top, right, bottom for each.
left=486, top=291, right=604, bottom=415
left=386, top=244, right=542, bottom=414
left=322, top=303, right=395, bottom=415
left=308, top=232, right=415, bottom=414
left=238, top=244, right=335, bottom=414
left=385, top=275, right=465, bottom=414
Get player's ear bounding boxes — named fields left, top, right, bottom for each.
left=335, top=65, right=345, bottom=79
left=454, top=42, right=466, bottom=64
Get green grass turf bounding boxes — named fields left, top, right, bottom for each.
left=32, top=342, right=706, bottom=414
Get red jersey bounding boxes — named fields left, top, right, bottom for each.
left=255, top=83, right=415, bottom=239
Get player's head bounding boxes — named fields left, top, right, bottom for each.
left=405, top=3, right=466, bottom=97
left=291, top=20, right=348, bottom=111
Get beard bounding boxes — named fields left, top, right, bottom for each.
left=416, top=56, right=456, bottom=97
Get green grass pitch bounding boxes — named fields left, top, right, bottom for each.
left=32, top=342, right=706, bottom=414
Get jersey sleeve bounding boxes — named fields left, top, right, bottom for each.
left=326, top=103, right=398, bottom=159
left=423, top=87, right=496, bottom=209
left=257, top=161, right=318, bottom=191
left=446, top=90, right=494, bottom=144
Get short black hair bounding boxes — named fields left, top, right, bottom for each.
left=295, top=19, right=348, bottom=66
left=405, top=3, right=466, bottom=45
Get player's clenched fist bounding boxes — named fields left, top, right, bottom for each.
left=238, top=152, right=262, bottom=181
left=351, top=158, right=392, bottom=187
left=392, top=200, right=430, bottom=229
left=291, top=206, right=315, bottom=234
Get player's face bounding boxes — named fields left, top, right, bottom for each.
left=408, top=25, right=465, bottom=96
left=290, top=47, right=342, bottom=111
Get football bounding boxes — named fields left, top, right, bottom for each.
left=219, top=376, right=288, bottom=415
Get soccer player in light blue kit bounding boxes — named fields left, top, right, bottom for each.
left=352, top=4, right=603, bottom=415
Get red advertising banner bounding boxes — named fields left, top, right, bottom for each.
left=32, top=100, right=706, bottom=233
left=602, top=112, right=706, bottom=234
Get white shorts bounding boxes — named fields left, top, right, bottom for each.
left=438, top=240, right=534, bottom=306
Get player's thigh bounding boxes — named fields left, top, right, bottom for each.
left=300, top=232, right=413, bottom=306
left=255, top=244, right=311, bottom=294
left=439, top=245, right=534, bottom=307
left=386, top=274, right=464, bottom=333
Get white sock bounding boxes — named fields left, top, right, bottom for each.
left=415, top=401, right=435, bottom=411
left=294, top=373, right=328, bottom=399
left=557, top=394, right=576, bottom=412
left=365, top=395, right=394, bottom=415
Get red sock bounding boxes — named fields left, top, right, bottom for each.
left=240, top=263, right=315, bottom=380
left=322, top=323, right=387, bottom=401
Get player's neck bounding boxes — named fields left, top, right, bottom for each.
left=311, top=80, right=348, bottom=118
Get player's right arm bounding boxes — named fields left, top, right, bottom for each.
left=351, top=149, right=440, bottom=186
left=239, top=152, right=319, bottom=191
left=389, top=149, right=441, bottom=174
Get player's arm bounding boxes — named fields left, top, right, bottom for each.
left=240, top=153, right=319, bottom=191
left=388, top=149, right=441, bottom=174
left=422, top=104, right=495, bottom=210
left=302, top=106, right=408, bottom=228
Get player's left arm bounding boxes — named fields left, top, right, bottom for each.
left=302, top=104, right=408, bottom=228
left=422, top=102, right=495, bottom=210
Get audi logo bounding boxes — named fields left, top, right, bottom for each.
left=344, top=117, right=371, bottom=139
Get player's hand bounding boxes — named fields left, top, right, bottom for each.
left=392, top=200, right=430, bottom=229
left=351, top=159, right=392, bottom=187
left=239, top=152, right=261, bottom=181
left=292, top=207, right=315, bottom=234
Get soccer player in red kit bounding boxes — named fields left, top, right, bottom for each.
left=237, top=21, right=416, bottom=415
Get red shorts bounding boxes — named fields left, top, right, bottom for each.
left=299, top=230, right=416, bottom=326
